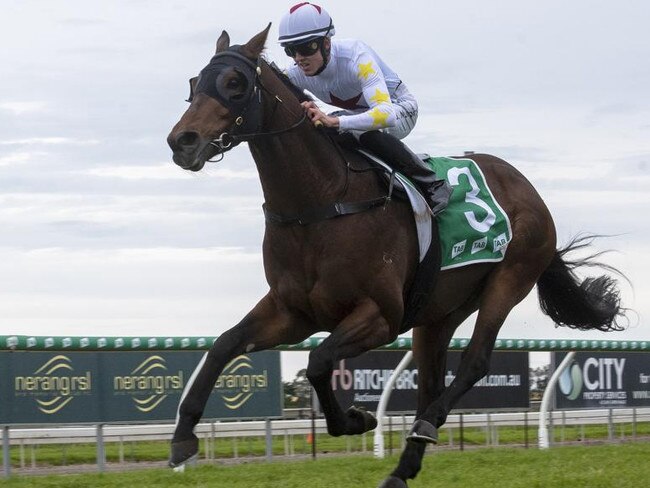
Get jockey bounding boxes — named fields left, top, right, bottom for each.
left=279, top=2, right=450, bottom=214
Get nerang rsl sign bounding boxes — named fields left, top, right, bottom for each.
left=5, top=352, right=100, bottom=423
left=330, top=350, right=529, bottom=413
left=0, top=350, right=281, bottom=424
left=553, top=352, right=650, bottom=409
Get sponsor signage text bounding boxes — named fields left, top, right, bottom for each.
left=331, top=350, right=529, bottom=412
left=0, top=351, right=281, bottom=424
left=554, top=352, right=650, bottom=409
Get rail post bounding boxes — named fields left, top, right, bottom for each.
left=524, top=411, right=529, bottom=448
left=265, top=418, right=273, bottom=462
left=2, top=425, right=10, bottom=478
left=459, top=413, right=464, bottom=451
left=96, top=424, right=105, bottom=472
left=608, top=409, right=614, bottom=441
left=310, top=387, right=317, bottom=459
left=374, top=351, right=413, bottom=458
left=539, top=351, right=575, bottom=449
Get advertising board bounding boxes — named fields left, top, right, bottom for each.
left=0, top=350, right=281, bottom=423
left=331, top=350, right=529, bottom=412
left=554, top=352, right=650, bottom=409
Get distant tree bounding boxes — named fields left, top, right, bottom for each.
left=529, top=364, right=550, bottom=400
left=283, top=368, right=311, bottom=408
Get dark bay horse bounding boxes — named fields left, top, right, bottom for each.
left=166, top=26, right=625, bottom=487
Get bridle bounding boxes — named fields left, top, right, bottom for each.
left=184, top=45, right=394, bottom=227
left=186, top=47, right=307, bottom=162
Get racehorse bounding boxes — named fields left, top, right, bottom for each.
left=166, top=26, right=626, bottom=487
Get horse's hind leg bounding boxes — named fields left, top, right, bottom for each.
left=409, top=264, right=541, bottom=442
left=379, top=303, right=478, bottom=488
left=170, top=293, right=314, bottom=467
left=307, top=297, right=397, bottom=437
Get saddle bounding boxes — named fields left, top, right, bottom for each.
left=331, top=131, right=451, bottom=214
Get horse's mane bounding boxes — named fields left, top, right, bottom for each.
left=264, top=57, right=313, bottom=104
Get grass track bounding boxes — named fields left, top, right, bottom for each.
left=4, top=442, right=650, bottom=487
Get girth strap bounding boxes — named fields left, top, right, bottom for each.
left=263, top=196, right=388, bottom=226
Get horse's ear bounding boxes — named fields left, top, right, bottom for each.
left=216, top=31, right=230, bottom=53
left=240, top=23, right=271, bottom=60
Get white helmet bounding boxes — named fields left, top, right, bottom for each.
left=278, top=2, right=335, bottom=46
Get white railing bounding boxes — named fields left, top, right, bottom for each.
left=2, top=408, right=649, bottom=477
left=3, top=408, right=648, bottom=446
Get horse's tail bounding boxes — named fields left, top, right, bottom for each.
left=536, top=235, right=628, bottom=332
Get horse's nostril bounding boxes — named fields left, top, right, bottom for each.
left=175, top=131, right=200, bottom=150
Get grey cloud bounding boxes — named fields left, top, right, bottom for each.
left=1, top=0, right=648, bottom=343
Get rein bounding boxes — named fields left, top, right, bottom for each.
left=209, top=108, right=307, bottom=152
left=206, top=109, right=307, bottom=163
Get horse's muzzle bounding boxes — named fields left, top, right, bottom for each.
left=172, top=151, right=207, bottom=172
left=168, top=131, right=215, bottom=171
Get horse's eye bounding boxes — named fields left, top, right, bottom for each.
left=226, top=78, right=240, bottom=89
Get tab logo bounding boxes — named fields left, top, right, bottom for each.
left=451, top=240, right=467, bottom=259
left=493, top=233, right=508, bottom=254
left=471, top=237, right=487, bottom=254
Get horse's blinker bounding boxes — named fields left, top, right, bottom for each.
left=191, top=48, right=264, bottom=148
left=182, top=46, right=307, bottom=160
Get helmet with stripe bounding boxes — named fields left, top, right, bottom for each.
left=278, top=2, right=335, bottom=46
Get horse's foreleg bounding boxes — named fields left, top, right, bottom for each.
left=169, top=294, right=313, bottom=467
left=307, top=298, right=396, bottom=437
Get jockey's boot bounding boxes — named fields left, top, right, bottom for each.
left=358, top=130, right=451, bottom=215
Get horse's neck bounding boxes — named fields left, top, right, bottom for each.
left=249, top=76, right=348, bottom=214
left=250, top=130, right=345, bottom=213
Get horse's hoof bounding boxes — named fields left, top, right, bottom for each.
left=377, top=476, right=408, bottom=488
left=406, top=419, right=438, bottom=444
left=347, top=406, right=378, bottom=433
left=169, top=435, right=199, bottom=469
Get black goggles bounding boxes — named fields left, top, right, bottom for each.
left=283, top=39, right=322, bottom=58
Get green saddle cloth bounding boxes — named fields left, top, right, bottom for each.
left=424, top=156, right=512, bottom=270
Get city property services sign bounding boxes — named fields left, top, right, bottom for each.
left=0, top=350, right=281, bottom=424
left=331, top=350, right=529, bottom=413
left=553, top=352, right=650, bottom=409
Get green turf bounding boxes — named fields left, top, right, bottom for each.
left=3, top=443, right=650, bottom=487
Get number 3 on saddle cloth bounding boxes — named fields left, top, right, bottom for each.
left=358, top=151, right=513, bottom=330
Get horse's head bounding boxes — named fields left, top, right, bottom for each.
left=168, top=25, right=271, bottom=171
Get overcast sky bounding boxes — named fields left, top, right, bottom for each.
left=1, top=1, right=648, bottom=377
